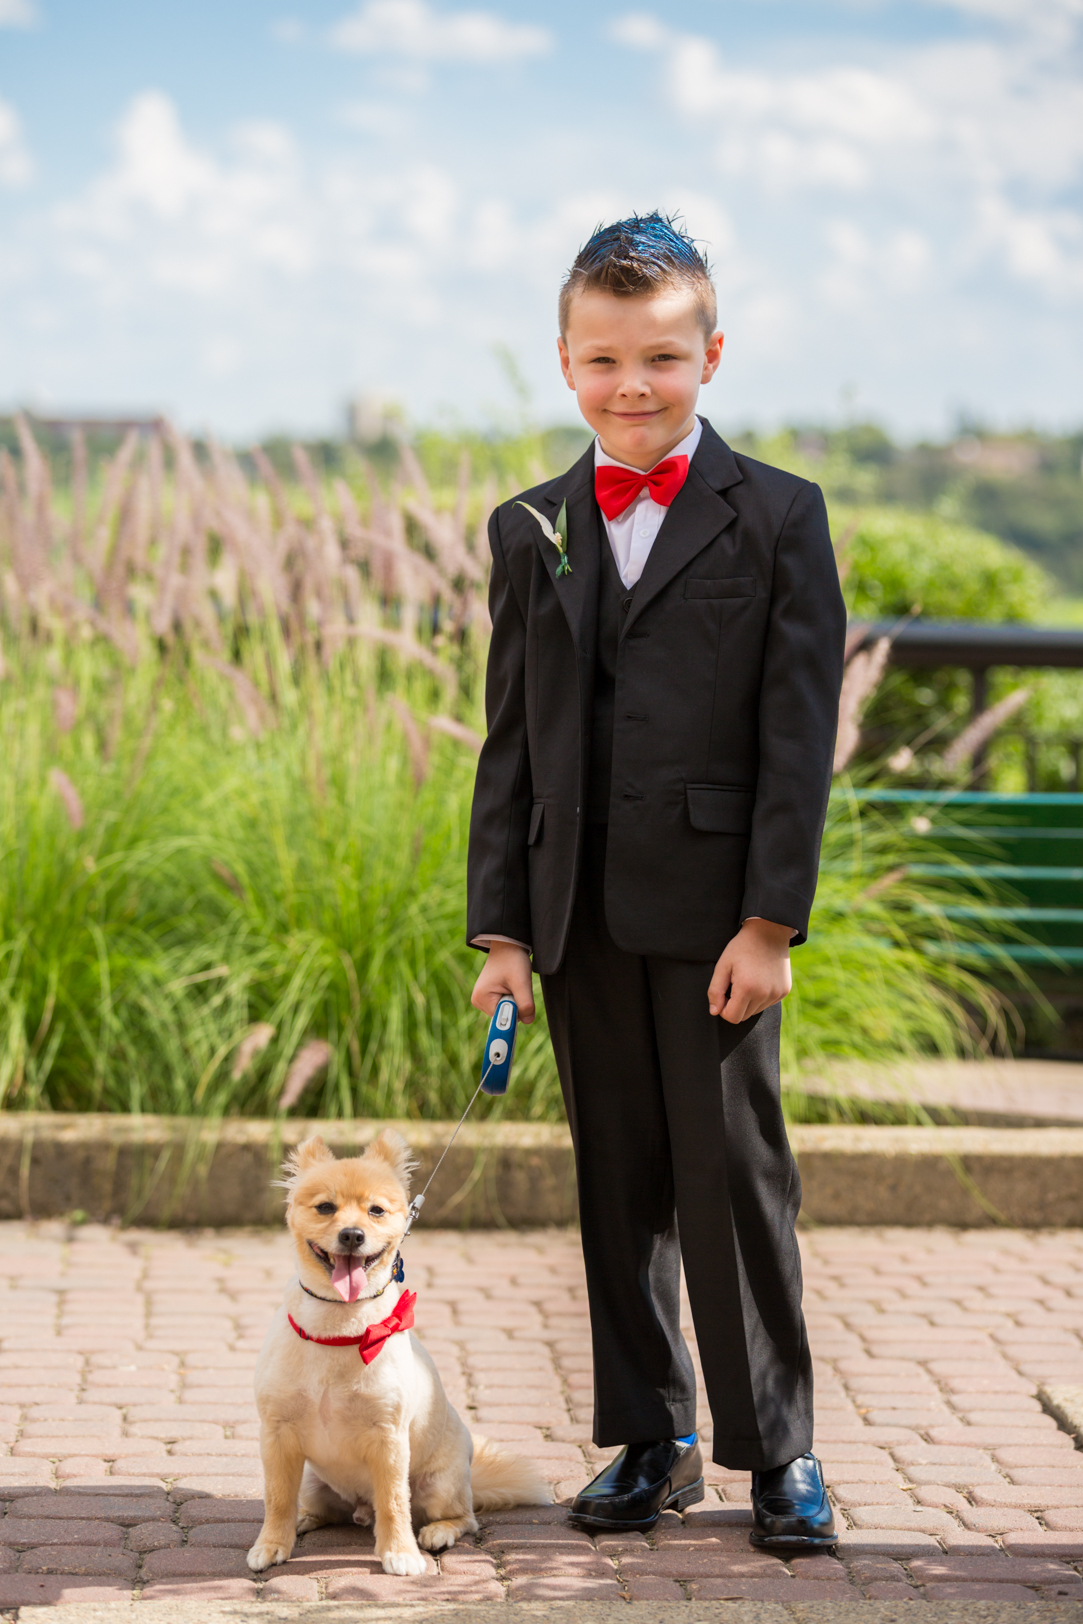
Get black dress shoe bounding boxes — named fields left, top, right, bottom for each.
left=750, top=1451, right=837, bottom=1547
left=569, top=1437, right=704, bottom=1531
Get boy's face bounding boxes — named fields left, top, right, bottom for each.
left=558, top=287, right=723, bottom=470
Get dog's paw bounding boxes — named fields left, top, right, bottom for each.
left=380, top=1546, right=429, bottom=1576
left=246, top=1535, right=294, bottom=1572
left=419, top=1518, right=467, bottom=1551
left=295, top=1513, right=325, bottom=1535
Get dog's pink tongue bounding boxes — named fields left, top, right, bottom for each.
left=331, top=1254, right=366, bottom=1304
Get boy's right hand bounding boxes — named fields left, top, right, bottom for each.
left=471, top=942, right=536, bottom=1024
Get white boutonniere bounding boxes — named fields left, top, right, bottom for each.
left=516, top=499, right=571, bottom=577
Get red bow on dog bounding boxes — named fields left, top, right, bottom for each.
left=594, top=455, right=689, bottom=520
left=289, top=1289, right=417, bottom=1365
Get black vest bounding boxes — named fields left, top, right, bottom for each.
left=586, top=540, right=636, bottom=822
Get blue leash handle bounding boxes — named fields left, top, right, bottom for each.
left=481, top=997, right=517, bottom=1095
left=402, top=998, right=518, bottom=1237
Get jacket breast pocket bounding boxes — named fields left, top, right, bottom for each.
left=684, top=577, right=756, bottom=600
left=528, top=802, right=545, bottom=846
left=686, top=784, right=754, bottom=834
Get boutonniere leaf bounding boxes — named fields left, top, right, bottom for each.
left=517, top=499, right=571, bottom=577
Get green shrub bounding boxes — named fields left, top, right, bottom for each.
left=838, top=505, right=1049, bottom=624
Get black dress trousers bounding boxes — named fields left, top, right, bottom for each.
left=541, top=824, right=813, bottom=1472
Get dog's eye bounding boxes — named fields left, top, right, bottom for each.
left=369, top=1205, right=386, bottom=1218
left=314, top=1201, right=337, bottom=1216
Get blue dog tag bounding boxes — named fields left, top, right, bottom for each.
left=481, top=998, right=517, bottom=1095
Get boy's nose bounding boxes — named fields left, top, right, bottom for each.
left=337, top=1227, right=365, bottom=1251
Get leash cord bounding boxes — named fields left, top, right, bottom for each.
left=401, top=1061, right=492, bottom=1240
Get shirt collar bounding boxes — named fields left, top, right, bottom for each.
left=593, top=416, right=703, bottom=474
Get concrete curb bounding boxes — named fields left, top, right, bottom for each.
left=5, top=1115, right=1083, bottom=1229
left=0, top=1115, right=578, bottom=1230
left=12, top=1600, right=1083, bottom=1621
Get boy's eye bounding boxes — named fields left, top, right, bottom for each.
left=651, top=353, right=678, bottom=362
left=369, top=1205, right=386, bottom=1218
left=315, top=1201, right=337, bottom=1216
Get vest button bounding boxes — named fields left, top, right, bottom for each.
left=622, top=597, right=633, bottom=612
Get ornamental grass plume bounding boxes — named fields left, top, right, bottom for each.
left=279, top=1039, right=333, bottom=1112
left=389, top=695, right=430, bottom=788
left=53, top=686, right=78, bottom=733
left=0, top=416, right=495, bottom=696
left=428, top=715, right=483, bottom=753
left=232, top=1022, right=276, bottom=1081
left=833, top=636, right=891, bottom=774
left=49, top=767, right=84, bottom=830
left=200, top=655, right=273, bottom=738
left=941, top=687, right=1031, bottom=774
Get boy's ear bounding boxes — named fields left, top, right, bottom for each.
left=366, top=1128, right=417, bottom=1191
left=280, top=1136, right=336, bottom=1189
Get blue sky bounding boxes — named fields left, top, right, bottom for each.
left=0, top=0, right=1080, bottom=440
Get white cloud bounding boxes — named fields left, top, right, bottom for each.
left=51, top=92, right=313, bottom=295
left=329, top=0, right=551, bottom=61
left=612, top=14, right=1083, bottom=302
left=271, top=17, right=306, bottom=44
left=925, top=0, right=1083, bottom=38
left=0, top=0, right=37, bottom=26
left=0, top=98, right=32, bottom=185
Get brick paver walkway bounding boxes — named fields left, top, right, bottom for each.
left=3, top=1220, right=1083, bottom=1609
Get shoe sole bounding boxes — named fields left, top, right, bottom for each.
left=749, top=1530, right=838, bottom=1549
left=569, top=1476, right=705, bottom=1532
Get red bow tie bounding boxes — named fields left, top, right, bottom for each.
left=595, top=455, right=689, bottom=520
left=289, top=1289, right=417, bottom=1365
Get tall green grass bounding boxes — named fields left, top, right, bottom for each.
left=0, top=624, right=559, bottom=1121
left=0, top=624, right=1018, bottom=1123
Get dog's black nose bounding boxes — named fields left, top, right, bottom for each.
left=337, top=1227, right=365, bottom=1252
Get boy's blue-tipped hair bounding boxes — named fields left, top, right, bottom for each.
left=559, top=210, right=716, bottom=334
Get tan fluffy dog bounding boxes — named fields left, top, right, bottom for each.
left=247, top=1130, right=550, bottom=1576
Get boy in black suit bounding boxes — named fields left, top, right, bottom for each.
left=467, top=214, right=845, bottom=1545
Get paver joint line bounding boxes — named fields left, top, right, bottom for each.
left=4, top=1222, right=1083, bottom=1610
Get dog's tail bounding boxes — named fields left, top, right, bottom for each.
left=470, top=1435, right=553, bottom=1512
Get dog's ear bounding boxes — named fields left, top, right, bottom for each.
left=280, top=1135, right=336, bottom=1191
left=366, top=1128, right=417, bottom=1190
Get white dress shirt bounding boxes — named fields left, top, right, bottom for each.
left=595, top=417, right=703, bottom=588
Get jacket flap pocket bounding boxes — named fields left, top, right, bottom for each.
left=686, top=784, right=754, bottom=834
left=684, top=576, right=756, bottom=600
left=528, top=802, right=545, bottom=846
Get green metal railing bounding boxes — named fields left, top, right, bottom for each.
left=849, top=789, right=1083, bottom=968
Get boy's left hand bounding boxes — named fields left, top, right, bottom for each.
left=708, top=918, right=794, bottom=1024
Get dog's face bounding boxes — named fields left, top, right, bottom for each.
left=282, top=1130, right=415, bottom=1304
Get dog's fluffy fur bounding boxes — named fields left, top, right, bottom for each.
left=247, top=1130, right=551, bottom=1576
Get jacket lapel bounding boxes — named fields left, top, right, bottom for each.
left=529, top=442, right=599, bottom=656
left=620, top=420, right=742, bottom=640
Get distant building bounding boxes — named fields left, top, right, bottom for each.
left=23, top=412, right=164, bottom=440
left=951, top=436, right=1042, bottom=477
left=346, top=394, right=403, bottom=446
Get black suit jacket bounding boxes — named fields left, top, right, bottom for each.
left=466, top=419, right=846, bottom=975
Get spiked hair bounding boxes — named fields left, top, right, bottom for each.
left=559, top=211, right=717, bottom=337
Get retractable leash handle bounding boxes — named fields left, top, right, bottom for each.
left=402, top=998, right=519, bottom=1240
left=481, top=997, right=517, bottom=1095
